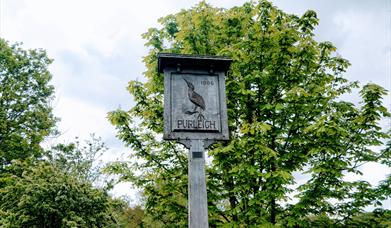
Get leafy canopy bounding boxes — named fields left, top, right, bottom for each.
left=0, top=160, right=118, bottom=227
left=0, top=38, right=57, bottom=170
left=45, top=134, right=107, bottom=184
left=0, top=39, right=135, bottom=227
left=0, top=133, right=135, bottom=227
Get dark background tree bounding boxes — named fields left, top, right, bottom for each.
left=108, top=0, right=390, bottom=226
left=0, top=38, right=57, bottom=171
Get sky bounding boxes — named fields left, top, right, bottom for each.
left=1, top=0, right=390, bottom=206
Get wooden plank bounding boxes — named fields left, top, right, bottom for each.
left=188, top=139, right=208, bottom=228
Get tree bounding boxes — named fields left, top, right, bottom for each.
left=0, top=39, right=142, bottom=227
left=0, top=160, right=119, bottom=227
left=45, top=134, right=107, bottom=184
left=0, top=38, right=57, bottom=171
left=0, top=135, right=140, bottom=227
left=108, top=1, right=390, bottom=226
left=0, top=39, right=149, bottom=227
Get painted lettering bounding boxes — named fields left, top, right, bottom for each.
left=177, top=119, right=217, bottom=131
left=177, top=119, right=184, bottom=128
left=201, top=80, right=214, bottom=86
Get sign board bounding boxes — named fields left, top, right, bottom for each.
left=159, top=53, right=232, bottom=228
left=158, top=53, right=232, bottom=141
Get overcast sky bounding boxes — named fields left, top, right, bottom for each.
left=1, top=0, right=390, bottom=205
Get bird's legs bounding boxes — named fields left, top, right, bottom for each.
left=195, top=106, right=205, bottom=120
left=185, top=106, right=204, bottom=119
left=185, top=106, right=199, bottom=115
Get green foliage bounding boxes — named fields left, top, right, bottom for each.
left=0, top=38, right=57, bottom=170
left=45, top=134, right=107, bottom=184
left=108, top=0, right=390, bottom=226
left=0, top=39, right=140, bottom=227
left=289, top=210, right=391, bottom=228
left=112, top=204, right=145, bottom=227
left=0, top=160, right=118, bottom=227
left=344, top=209, right=391, bottom=228
left=0, top=136, right=143, bottom=227
left=110, top=202, right=166, bottom=227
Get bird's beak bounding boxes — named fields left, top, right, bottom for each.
left=183, top=77, right=190, bottom=86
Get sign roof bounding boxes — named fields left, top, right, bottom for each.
left=158, top=53, right=232, bottom=73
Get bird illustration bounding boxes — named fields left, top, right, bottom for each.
left=183, top=77, right=206, bottom=117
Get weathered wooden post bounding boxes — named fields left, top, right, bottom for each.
left=158, top=53, right=231, bottom=228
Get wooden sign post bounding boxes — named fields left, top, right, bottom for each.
left=158, top=53, right=231, bottom=228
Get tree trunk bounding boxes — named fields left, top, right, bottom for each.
left=270, top=197, right=276, bottom=225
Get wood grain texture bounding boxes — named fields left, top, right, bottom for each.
left=188, top=139, right=208, bottom=228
